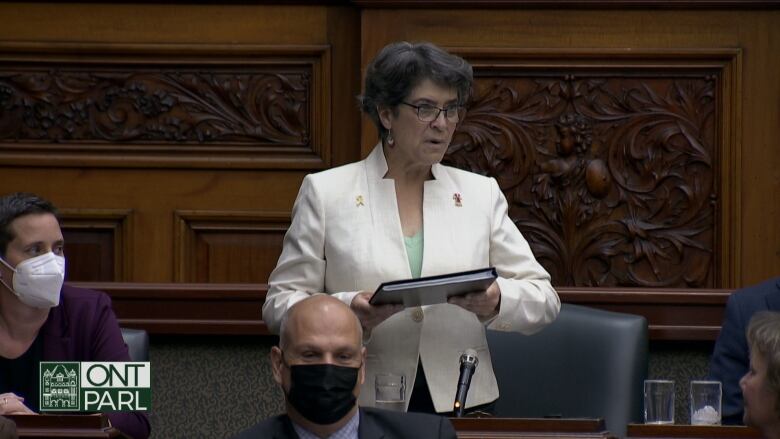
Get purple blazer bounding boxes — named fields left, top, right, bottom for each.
left=41, top=284, right=150, bottom=439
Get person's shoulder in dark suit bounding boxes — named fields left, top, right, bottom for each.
left=709, top=277, right=780, bottom=424
left=231, top=413, right=296, bottom=439
left=730, top=277, right=780, bottom=310
left=359, top=407, right=457, bottom=439
left=231, top=408, right=457, bottom=439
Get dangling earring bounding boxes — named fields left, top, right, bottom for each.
left=386, top=131, right=394, bottom=147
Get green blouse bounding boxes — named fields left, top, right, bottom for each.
left=404, top=230, right=424, bottom=279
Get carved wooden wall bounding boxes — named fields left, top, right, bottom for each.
left=0, top=3, right=361, bottom=283
left=361, top=7, right=779, bottom=288
left=443, top=50, right=737, bottom=288
left=0, top=44, right=331, bottom=168
left=0, top=1, right=778, bottom=337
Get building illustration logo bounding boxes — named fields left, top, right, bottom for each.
left=41, top=362, right=80, bottom=411
left=40, top=362, right=151, bottom=412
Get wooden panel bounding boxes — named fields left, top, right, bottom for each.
left=627, top=423, right=762, bottom=438
left=355, top=0, right=780, bottom=7
left=558, top=287, right=730, bottom=340
left=451, top=418, right=610, bottom=439
left=58, top=209, right=133, bottom=282
left=437, top=49, right=739, bottom=288
left=7, top=414, right=119, bottom=439
left=0, top=2, right=360, bottom=284
left=174, top=210, right=290, bottom=283
left=77, top=281, right=733, bottom=340
left=0, top=2, right=777, bottom=319
left=0, top=168, right=304, bottom=282
left=0, top=43, right=331, bottom=170
left=71, top=282, right=268, bottom=335
left=361, top=8, right=779, bottom=287
left=61, top=229, right=115, bottom=282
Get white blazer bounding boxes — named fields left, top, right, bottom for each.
left=263, top=143, right=560, bottom=412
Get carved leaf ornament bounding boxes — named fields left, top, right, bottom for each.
left=446, top=75, right=716, bottom=287
left=0, top=69, right=309, bottom=145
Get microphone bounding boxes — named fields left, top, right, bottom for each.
left=453, top=348, right=478, bottom=417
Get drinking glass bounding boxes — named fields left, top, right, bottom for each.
left=644, top=379, right=675, bottom=424
left=375, top=373, right=405, bottom=411
left=690, top=380, right=721, bottom=425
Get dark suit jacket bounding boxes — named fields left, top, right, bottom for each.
left=41, top=285, right=151, bottom=439
left=708, top=277, right=780, bottom=424
left=232, top=407, right=457, bottom=439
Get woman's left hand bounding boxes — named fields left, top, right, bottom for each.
left=0, top=392, right=36, bottom=415
left=448, top=280, right=501, bottom=319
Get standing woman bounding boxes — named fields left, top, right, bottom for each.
left=740, top=311, right=780, bottom=438
left=263, top=41, right=559, bottom=415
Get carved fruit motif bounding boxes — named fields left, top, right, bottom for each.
left=585, top=159, right=611, bottom=198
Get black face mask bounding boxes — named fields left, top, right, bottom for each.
left=285, top=363, right=360, bottom=425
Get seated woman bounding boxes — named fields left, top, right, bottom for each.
left=741, top=310, right=780, bottom=438
left=0, top=192, right=150, bottom=439
left=709, top=277, right=780, bottom=424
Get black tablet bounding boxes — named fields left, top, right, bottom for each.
left=368, top=267, right=497, bottom=307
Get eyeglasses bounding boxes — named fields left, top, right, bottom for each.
left=401, top=102, right=464, bottom=123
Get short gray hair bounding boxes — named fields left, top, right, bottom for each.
left=746, top=310, right=780, bottom=419
left=359, top=41, right=473, bottom=142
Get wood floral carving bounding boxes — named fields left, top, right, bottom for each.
left=447, top=75, right=717, bottom=287
left=0, top=69, right=309, bottom=145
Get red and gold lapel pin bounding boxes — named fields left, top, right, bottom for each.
left=453, top=193, right=462, bottom=207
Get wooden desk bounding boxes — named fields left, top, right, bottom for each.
left=7, top=414, right=125, bottom=439
left=627, top=424, right=763, bottom=438
left=450, top=417, right=615, bottom=439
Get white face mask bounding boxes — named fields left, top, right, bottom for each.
left=0, top=252, right=65, bottom=308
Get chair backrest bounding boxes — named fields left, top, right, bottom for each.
left=486, top=303, right=648, bottom=437
left=120, top=327, right=149, bottom=362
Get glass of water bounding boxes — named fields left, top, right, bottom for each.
left=375, top=373, right=405, bottom=411
left=644, top=379, right=675, bottom=424
left=690, top=380, right=721, bottom=425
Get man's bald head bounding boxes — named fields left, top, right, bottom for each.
left=278, top=295, right=363, bottom=351
left=270, top=295, right=366, bottom=431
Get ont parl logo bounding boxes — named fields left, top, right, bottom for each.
left=40, top=362, right=151, bottom=412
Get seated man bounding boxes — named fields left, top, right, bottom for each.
left=233, top=294, right=456, bottom=439
left=0, top=193, right=150, bottom=439
left=709, top=277, right=780, bottom=424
